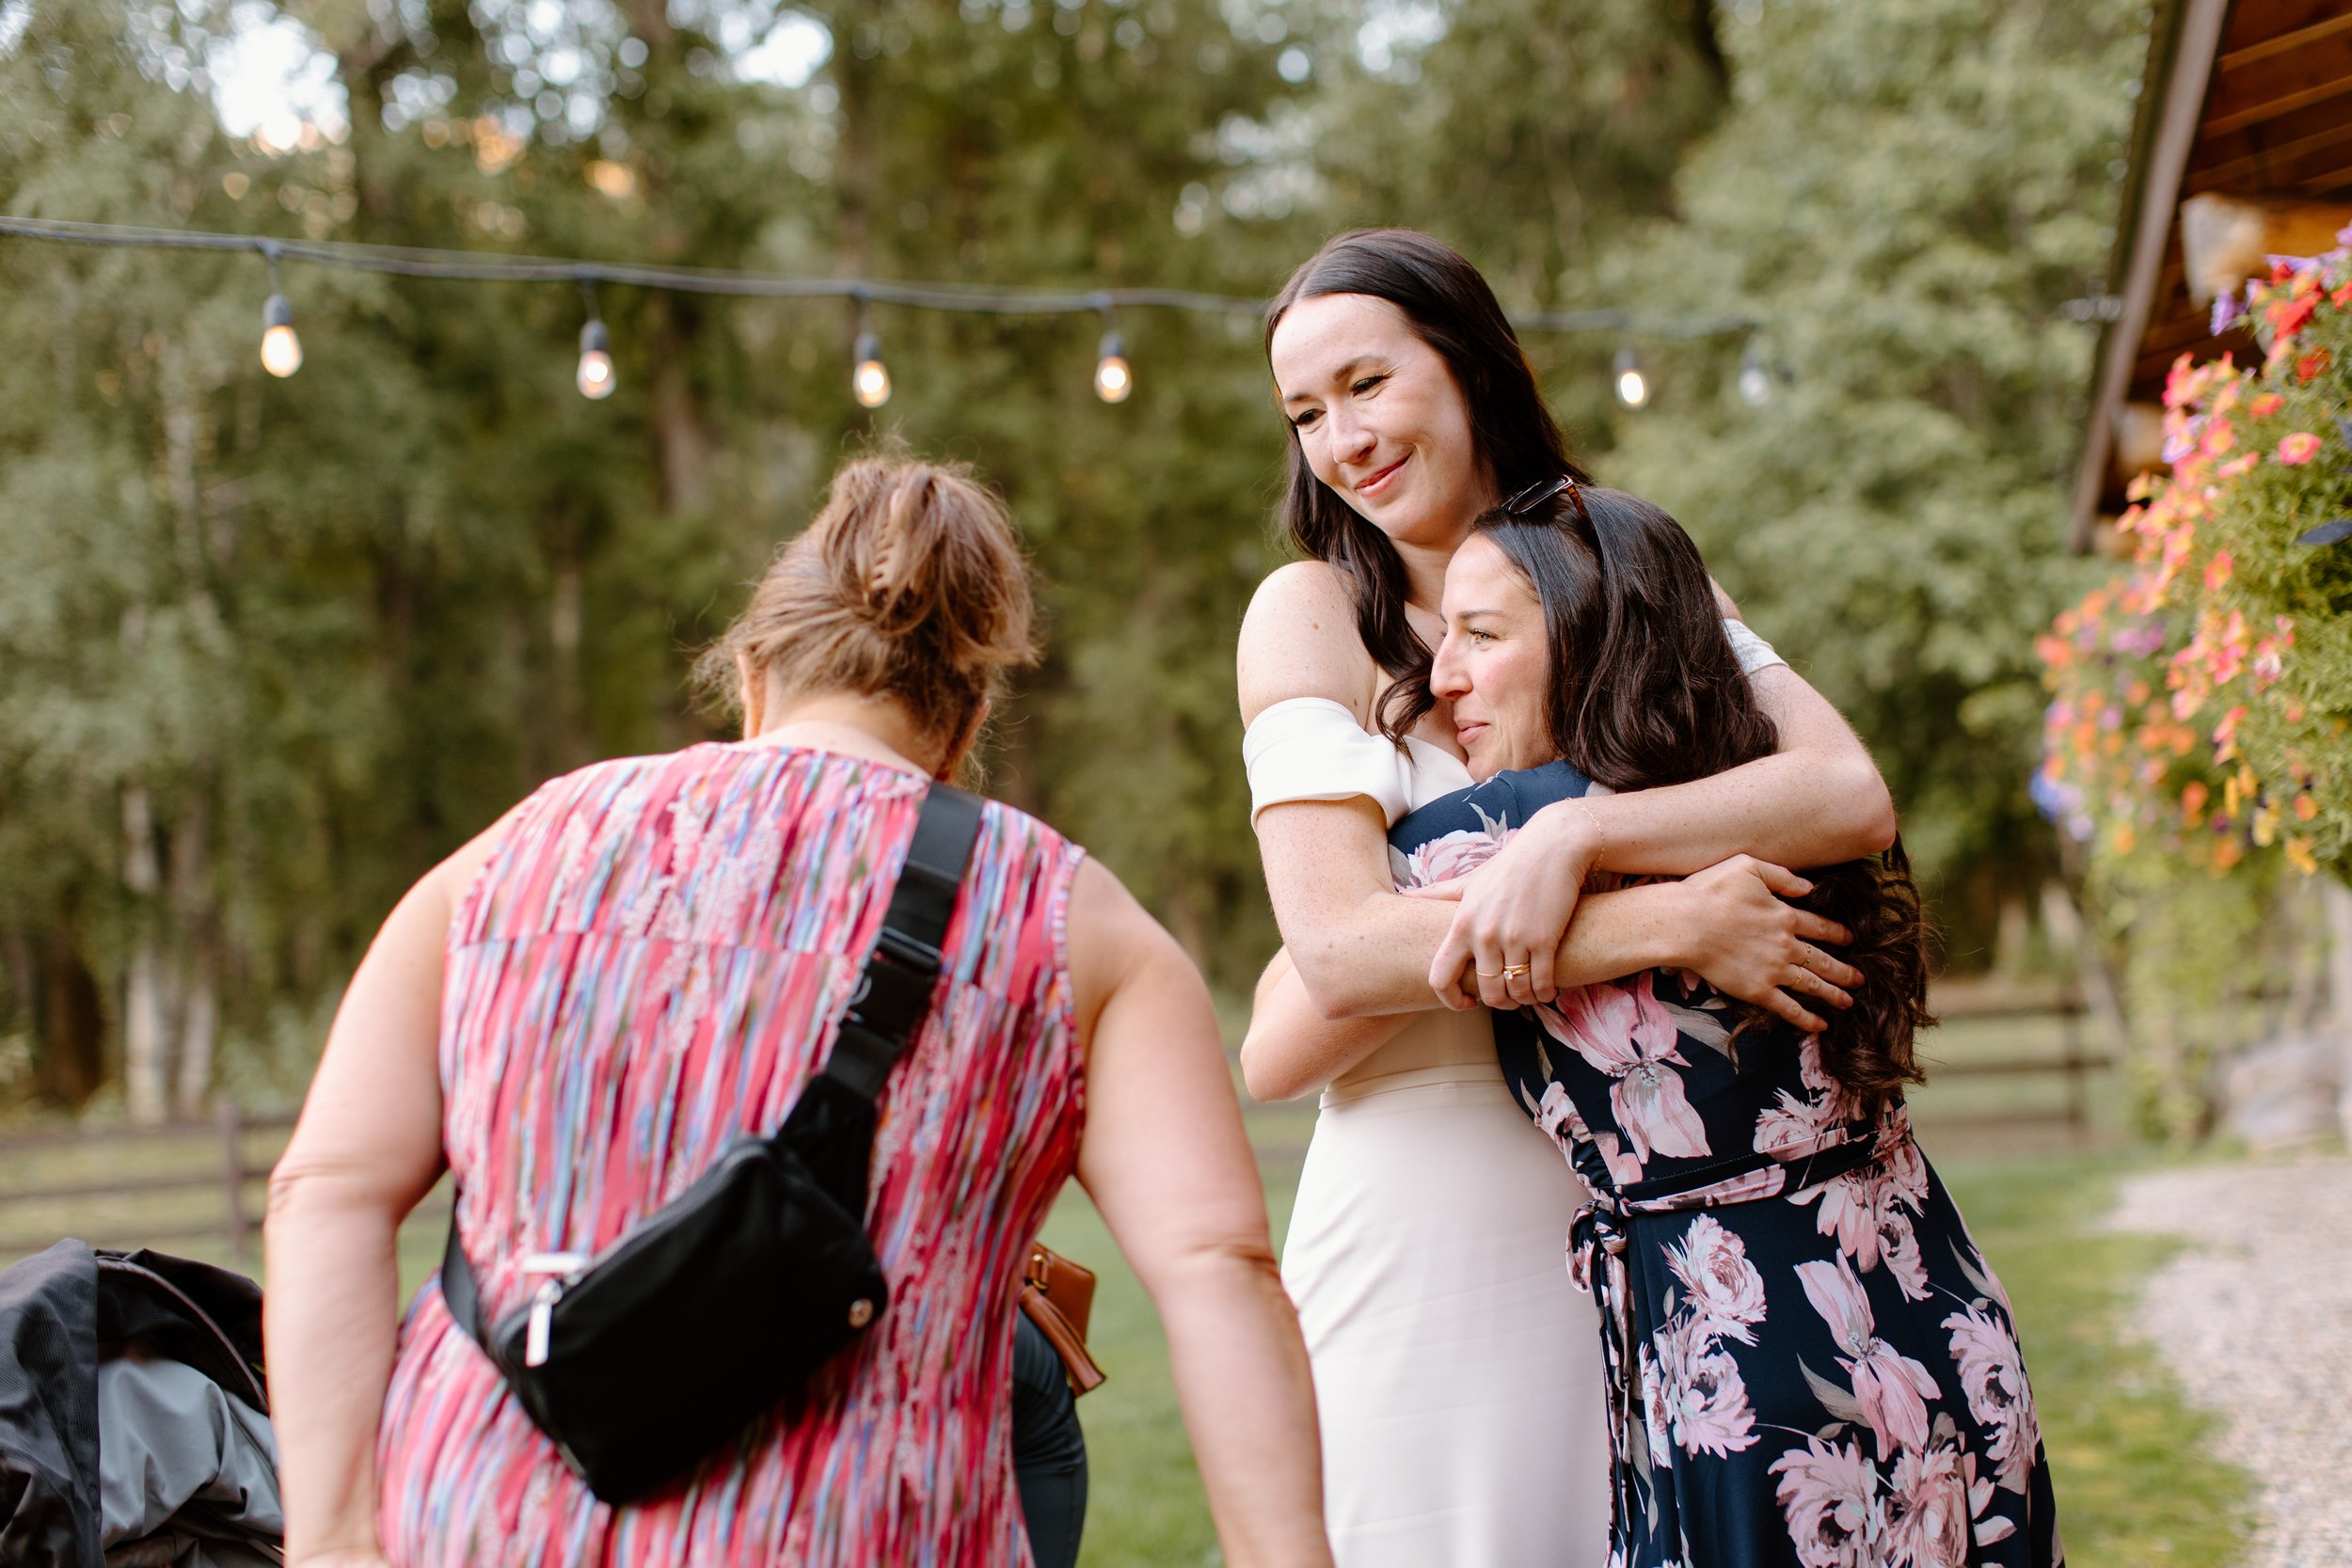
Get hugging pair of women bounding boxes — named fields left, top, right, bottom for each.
left=1238, top=229, right=2059, bottom=1568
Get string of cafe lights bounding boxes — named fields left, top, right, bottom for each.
left=0, top=215, right=1778, bottom=411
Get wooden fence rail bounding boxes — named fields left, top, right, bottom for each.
left=0, top=1102, right=451, bottom=1268
left=3, top=989, right=2117, bottom=1263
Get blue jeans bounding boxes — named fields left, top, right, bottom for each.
left=1010, top=1311, right=1087, bottom=1568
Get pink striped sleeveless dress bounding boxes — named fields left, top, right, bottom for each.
left=374, top=741, right=1087, bottom=1567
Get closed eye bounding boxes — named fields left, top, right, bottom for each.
left=1352, top=373, right=1387, bottom=397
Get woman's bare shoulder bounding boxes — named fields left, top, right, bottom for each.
left=1238, top=561, right=1377, bottom=724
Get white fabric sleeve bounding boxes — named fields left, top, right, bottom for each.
left=1724, top=619, right=1787, bottom=675
left=1242, top=697, right=1417, bottom=829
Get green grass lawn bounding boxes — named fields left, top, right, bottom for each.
left=1, top=1107, right=2255, bottom=1568
left=1057, top=1145, right=2253, bottom=1568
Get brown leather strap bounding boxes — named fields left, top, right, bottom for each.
left=1018, top=1282, right=1106, bottom=1396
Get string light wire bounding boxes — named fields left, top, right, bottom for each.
left=0, top=215, right=1769, bottom=403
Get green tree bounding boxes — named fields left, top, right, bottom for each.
left=1602, top=0, right=2147, bottom=948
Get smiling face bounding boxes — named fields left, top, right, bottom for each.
left=1267, top=292, right=1493, bottom=552
left=1429, top=533, right=1560, bottom=780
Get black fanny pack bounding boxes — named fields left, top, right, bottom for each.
left=439, top=783, right=984, bottom=1505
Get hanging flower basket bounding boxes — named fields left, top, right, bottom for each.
left=2041, top=234, right=2352, bottom=883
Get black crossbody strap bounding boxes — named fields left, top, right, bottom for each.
left=439, top=783, right=985, bottom=1346
left=817, top=784, right=985, bottom=1101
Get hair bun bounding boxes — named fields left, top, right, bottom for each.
left=698, top=452, right=1040, bottom=746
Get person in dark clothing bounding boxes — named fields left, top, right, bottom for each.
left=1010, top=1313, right=1089, bottom=1568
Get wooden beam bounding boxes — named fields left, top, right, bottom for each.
left=2072, top=0, right=2233, bottom=554
left=2187, top=117, right=2352, bottom=197
left=2217, top=8, right=2352, bottom=73
left=2181, top=193, right=2352, bottom=300
left=2203, top=68, right=2352, bottom=139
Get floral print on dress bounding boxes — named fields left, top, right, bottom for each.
left=1943, top=1301, right=2042, bottom=1497
left=1534, top=972, right=1711, bottom=1166
left=1797, top=1255, right=1942, bottom=1458
left=1388, top=757, right=2064, bottom=1568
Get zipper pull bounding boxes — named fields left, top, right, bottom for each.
left=516, top=1252, right=589, bottom=1370
left=525, top=1281, right=559, bottom=1368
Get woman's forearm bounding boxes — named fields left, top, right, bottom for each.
left=1583, top=669, right=1895, bottom=874
left=263, top=1178, right=406, bottom=1560
left=1241, top=950, right=1414, bottom=1100
left=1581, top=753, right=1890, bottom=875
left=1285, top=882, right=1691, bottom=1020
left=1154, top=1246, right=1336, bottom=1568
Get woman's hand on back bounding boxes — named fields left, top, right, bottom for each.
left=1667, top=856, right=1861, bottom=1032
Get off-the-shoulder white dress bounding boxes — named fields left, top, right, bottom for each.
left=1243, top=623, right=1786, bottom=1568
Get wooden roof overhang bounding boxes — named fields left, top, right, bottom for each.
left=2070, top=0, right=2352, bottom=553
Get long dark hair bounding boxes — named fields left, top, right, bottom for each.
left=1266, top=229, right=1589, bottom=744
left=1472, top=485, right=1933, bottom=1106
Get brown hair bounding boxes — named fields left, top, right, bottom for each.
left=1265, top=229, right=1588, bottom=745
left=1470, top=484, right=1934, bottom=1107
left=695, top=454, right=1040, bottom=749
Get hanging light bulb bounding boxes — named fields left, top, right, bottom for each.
left=1613, top=345, right=1649, bottom=410
left=260, top=292, right=303, bottom=377
left=1093, top=328, right=1132, bottom=403
left=576, top=319, right=615, bottom=399
left=1737, top=337, right=1773, bottom=407
left=575, top=281, right=615, bottom=399
left=850, top=308, right=891, bottom=408
left=256, top=247, right=301, bottom=377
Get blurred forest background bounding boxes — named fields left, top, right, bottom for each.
left=0, top=0, right=2149, bottom=1119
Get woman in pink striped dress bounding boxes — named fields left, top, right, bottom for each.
left=262, top=456, right=1333, bottom=1568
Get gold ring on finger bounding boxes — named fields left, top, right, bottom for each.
left=1501, top=963, right=1532, bottom=979
left=1476, top=968, right=1504, bottom=978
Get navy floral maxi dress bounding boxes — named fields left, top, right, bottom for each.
left=1390, top=762, right=2061, bottom=1568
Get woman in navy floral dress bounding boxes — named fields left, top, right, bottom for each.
left=1382, top=482, right=2061, bottom=1568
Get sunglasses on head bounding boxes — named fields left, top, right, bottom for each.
left=1501, top=474, right=1591, bottom=523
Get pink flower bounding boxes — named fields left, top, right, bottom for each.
left=2276, top=432, right=2322, bottom=465
left=1797, top=1132, right=1931, bottom=1293
left=1534, top=974, right=1710, bottom=1164
left=1755, top=1089, right=1841, bottom=1157
left=1392, top=822, right=1511, bottom=889
left=1645, top=1315, right=1759, bottom=1457
left=1885, top=1438, right=2009, bottom=1568
left=1943, top=1305, right=2042, bottom=1495
left=1771, top=1434, right=1884, bottom=1568
left=1664, top=1214, right=1769, bottom=1344
left=1797, top=1257, right=1942, bottom=1459
left=1755, top=1042, right=1861, bottom=1159
left=1797, top=1170, right=1884, bottom=1269
left=1875, top=1207, right=1931, bottom=1302
left=1877, top=1128, right=1931, bottom=1209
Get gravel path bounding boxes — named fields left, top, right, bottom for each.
left=2107, top=1155, right=2352, bottom=1568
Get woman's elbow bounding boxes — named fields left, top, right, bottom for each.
left=1832, top=756, right=1899, bottom=857
left=262, top=1159, right=401, bottom=1234
left=1144, top=1230, right=1288, bottom=1306
left=1283, top=947, right=1376, bottom=1022
left=1239, top=1037, right=1318, bottom=1103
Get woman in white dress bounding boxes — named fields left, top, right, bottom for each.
left=1239, top=230, right=1897, bottom=1568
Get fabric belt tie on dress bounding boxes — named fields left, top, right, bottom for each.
left=1566, top=1110, right=1914, bottom=1544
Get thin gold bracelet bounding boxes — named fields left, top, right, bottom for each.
left=1566, top=795, right=1607, bottom=864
